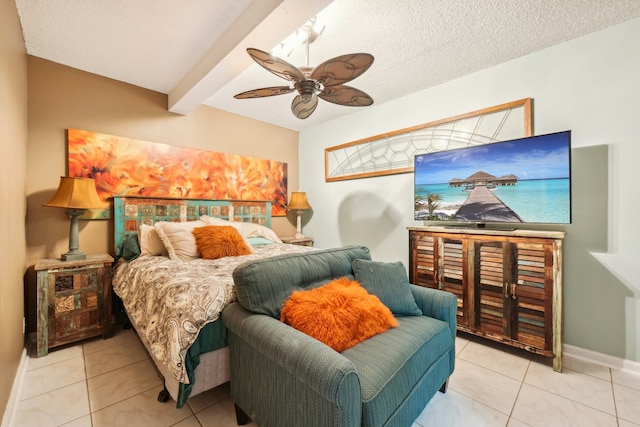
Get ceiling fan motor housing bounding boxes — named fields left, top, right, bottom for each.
left=295, top=80, right=321, bottom=102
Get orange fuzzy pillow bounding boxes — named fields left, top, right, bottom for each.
left=192, top=225, right=252, bottom=260
left=280, top=277, right=399, bottom=352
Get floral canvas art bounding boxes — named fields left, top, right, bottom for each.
left=67, top=129, right=288, bottom=218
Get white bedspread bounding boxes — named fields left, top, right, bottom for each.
left=112, top=243, right=314, bottom=383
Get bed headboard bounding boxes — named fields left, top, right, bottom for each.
left=113, top=196, right=272, bottom=250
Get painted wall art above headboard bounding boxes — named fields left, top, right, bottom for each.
left=66, top=128, right=288, bottom=218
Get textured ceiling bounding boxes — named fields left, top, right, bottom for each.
left=15, top=0, right=640, bottom=131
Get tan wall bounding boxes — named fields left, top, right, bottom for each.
left=0, top=0, right=29, bottom=419
left=25, top=57, right=300, bottom=331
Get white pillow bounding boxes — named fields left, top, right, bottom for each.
left=238, top=222, right=282, bottom=243
left=138, top=224, right=168, bottom=256
left=154, top=220, right=207, bottom=260
left=201, top=216, right=282, bottom=243
left=201, top=216, right=237, bottom=227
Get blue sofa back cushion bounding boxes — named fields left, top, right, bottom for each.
left=352, top=259, right=423, bottom=316
left=232, top=245, right=372, bottom=318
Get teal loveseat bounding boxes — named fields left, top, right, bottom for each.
left=221, top=246, right=457, bottom=427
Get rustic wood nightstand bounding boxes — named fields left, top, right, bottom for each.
left=280, top=236, right=314, bottom=247
left=34, top=254, right=114, bottom=357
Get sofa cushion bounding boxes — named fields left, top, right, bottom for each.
left=232, top=246, right=372, bottom=318
left=352, top=259, right=422, bottom=316
left=341, top=315, right=453, bottom=426
left=280, top=277, right=399, bottom=352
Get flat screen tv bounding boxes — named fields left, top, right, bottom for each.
left=414, top=130, right=571, bottom=226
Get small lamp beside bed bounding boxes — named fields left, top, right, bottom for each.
left=287, top=192, right=312, bottom=239
left=43, top=176, right=107, bottom=261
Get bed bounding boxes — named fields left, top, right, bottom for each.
left=110, top=196, right=314, bottom=407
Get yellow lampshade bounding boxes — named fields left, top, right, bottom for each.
left=44, top=176, right=107, bottom=209
left=287, top=192, right=312, bottom=210
left=43, top=177, right=107, bottom=261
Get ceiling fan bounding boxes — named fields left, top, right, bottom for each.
left=234, top=22, right=374, bottom=119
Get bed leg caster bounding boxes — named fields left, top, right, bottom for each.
left=439, top=380, right=449, bottom=393
left=234, top=403, right=250, bottom=425
left=157, top=387, right=170, bottom=402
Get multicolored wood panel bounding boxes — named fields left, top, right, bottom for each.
left=113, top=196, right=272, bottom=250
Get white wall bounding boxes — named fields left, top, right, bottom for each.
left=299, top=17, right=640, bottom=361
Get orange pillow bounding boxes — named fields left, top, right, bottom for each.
left=280, top=277, right=399, bottom=352
left=192, top=225, right=252, bottom=260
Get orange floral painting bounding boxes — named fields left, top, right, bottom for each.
left=67, top=129, right=288, bottom=218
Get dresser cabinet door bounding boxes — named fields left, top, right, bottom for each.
left=472, top=239, right=553, bottom=352
left=410, top=232, right=469, bottom=327
left=47, top=265, right=105, bottom=346
left=511, top=241, right=553, bottom=351
left=473, top=240, right=509, bottom=336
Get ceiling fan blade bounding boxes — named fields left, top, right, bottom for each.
left=291, top=94, right=318, bottom=119
left=247, top=48, right=305, bottom=83
left=234, top=86, right=295, bottom=99
left=319, top=85, right=374, bottom=106
left=310, top=53, right=374, bottom=87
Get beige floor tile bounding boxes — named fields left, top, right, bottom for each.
left=13, top=381, right=90, bottom=427
left=448, top=358, right=521, bottom=415
left=506, top=418, right=531, bottom=426
left=20, top=355, right=86, bottom=400
left=87, top=359, right=162, bottom=411
left=612, top=368, right=640, bottom=390
left=27, top=343, right=84, bottom=370
left=194, top=396, right=256, bottom=427
left=91, top=388, right=193, bottom=427
left=171, top=415, right=203, bottom=427
left=60, top=414, right=93, bottom=426
left=511, top=383, right=617, bottom=427
left=455, top=331, right=474, bottom=355
left=457, top=339, right=531, bottom=381
left=614, top=383, right=640, bottom=424
left=84, top=334, right=148, bottom=378
left=562, top=355, right=612, bottom=381
left=525, top=360, right=616, bottom=415
left=618, top=419, right=640, bottom=427
left=186, top=381, right=231, bottom=413
left=413, top=389, right=509, bottom=427
left=83, top=325, right=139, bottom=355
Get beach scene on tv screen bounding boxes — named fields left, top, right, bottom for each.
left=414, top=132, right=571, bottom=224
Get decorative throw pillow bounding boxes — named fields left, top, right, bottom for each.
left=138, top=223, right=168, bottom=256
left=154, top=220, right=207, bottom=260
left=192, top=225, right=253, bottom=260
left=280, top=277, right=399, bottom=352
left=237, top=222, right=282, bottom=243
left=352, top=259, right=423, bottom=316
left=247, top=236, right=274, bottom=246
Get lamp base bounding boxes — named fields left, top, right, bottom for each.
left=62, top=252, right=86, bottom=261
left=295, top=210, right=305, bottom=239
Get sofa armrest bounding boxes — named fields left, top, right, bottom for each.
left=410, top=285, right=457, bottom=342
left=222, top=302, right=362, bottom=426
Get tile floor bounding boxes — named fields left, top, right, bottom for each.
left=10, top=326, right=640, bottom=427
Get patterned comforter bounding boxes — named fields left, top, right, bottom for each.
left=112, top=243, right=314, bottom=384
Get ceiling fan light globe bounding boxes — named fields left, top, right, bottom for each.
left=291, top=94, right=318, bottom=119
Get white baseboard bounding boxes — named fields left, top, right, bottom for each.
left=1, top=347, right=28, bottom=427
left=563, top=343, right=640, bottom=375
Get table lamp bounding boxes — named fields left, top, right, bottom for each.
left=43, top=176, right=108, bottom=261
left=287, top=192, right=312, bottom=239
